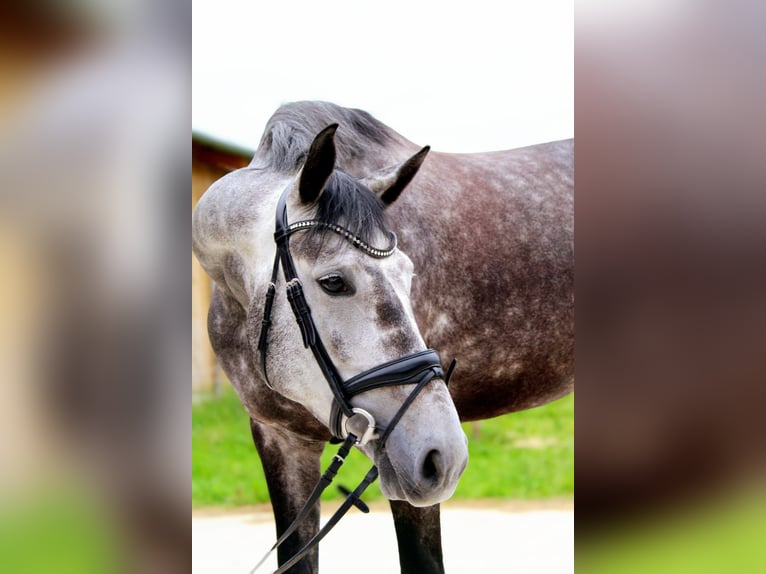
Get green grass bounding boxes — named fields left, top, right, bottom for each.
left=0, top=491, right=118, bottom=574
left=192, top=386, right=573, bottom=508
left=578, top=488, right=766, bottom=574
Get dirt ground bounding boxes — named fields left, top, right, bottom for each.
left=192, top=501, right=573, bottom=573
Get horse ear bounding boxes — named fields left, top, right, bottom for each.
left=299, top=124, right=339, bottom=204
left=362, top=146, right=430, bottom=206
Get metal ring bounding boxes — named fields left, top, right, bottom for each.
left=342, top=408, right=378, bottom=446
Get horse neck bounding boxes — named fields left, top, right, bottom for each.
left=339, top=141, right=421, bottom=179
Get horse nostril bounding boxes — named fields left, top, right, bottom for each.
left=421, top=449, right=441, bottom=483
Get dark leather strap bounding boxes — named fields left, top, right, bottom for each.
left=256, top=244, right=283, bottom=389
left=260, top=186, right=355, bottom=422
left=328, top=349, right=444, bottom=438
left=376, top=366, right=440, bottom=452
left=344, top=349, right=444, bottom=395
left=250, top=434, right=357, bottom=574
left=257, top=359, right=448, bottom=573
left=271, top=466, right=380, bottom=574
left=286, top=280, right=316, bottom=347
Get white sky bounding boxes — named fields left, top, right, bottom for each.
left=192, top=1, right=573, bottom=153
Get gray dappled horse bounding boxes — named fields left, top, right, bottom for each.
left=192, top=101, right=573, bottom=573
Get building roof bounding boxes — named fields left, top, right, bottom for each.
left=192, top=131, right=254, bottom=170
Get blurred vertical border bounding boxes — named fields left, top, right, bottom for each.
left=575, top=0, right=766, bottom=572
left=0, top=1, right=189, bottom=572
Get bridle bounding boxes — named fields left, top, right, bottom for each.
left=252, top=184, right=456, bottom=573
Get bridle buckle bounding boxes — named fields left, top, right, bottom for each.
left=342, top=408, right=378, bottom=446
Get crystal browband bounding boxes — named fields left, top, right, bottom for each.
left=285, top=219, right=397, bottom=258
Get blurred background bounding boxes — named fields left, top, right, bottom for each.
left=1, top=0, right=765, bottom=573
left=575, top=1, right=766, bottom=572
left=0, top=1, right=189, bottom=572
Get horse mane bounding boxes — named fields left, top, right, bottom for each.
left=255, top=102, right=399, bottom=249
left=252, top=101, right=408, bottom=173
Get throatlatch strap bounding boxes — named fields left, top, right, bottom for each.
left=256, top=248, right=283, bottom=388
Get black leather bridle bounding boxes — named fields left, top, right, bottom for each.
left=252, top=185, right=456, bottom=573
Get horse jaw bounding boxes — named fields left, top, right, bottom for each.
left=356, top=385, right=468, bottom=507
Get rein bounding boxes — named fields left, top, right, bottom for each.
left=252, top=185, right=455, bottom=573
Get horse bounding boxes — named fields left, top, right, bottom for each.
left=192, top=101, right=573, bottom=573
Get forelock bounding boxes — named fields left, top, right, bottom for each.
left=305, top=171, right=390, bottom=248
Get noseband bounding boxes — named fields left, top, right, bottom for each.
left=253, top=185, right=456, bottom=573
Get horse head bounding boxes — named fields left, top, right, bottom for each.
left=255, top=124, right=468, bottom=507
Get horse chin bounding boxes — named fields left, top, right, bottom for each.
left=374, top=450, right=407, bottom=501
left=372, top=448, right=458, bottom=508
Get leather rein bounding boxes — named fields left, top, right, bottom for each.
left=252, top=185, right=455, bottom=573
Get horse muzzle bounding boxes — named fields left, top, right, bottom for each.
left=369, top=418, right=468, bottom=507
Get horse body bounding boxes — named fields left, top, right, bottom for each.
left=390, top=143, right=574, bottom=419
left=193, top=101, right=573, bottom=573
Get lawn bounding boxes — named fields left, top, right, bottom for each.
left=578, top=488, right=766, bottom=574
left=192, top=385, right=573, bottom=508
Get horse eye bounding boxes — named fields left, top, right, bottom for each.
left=318, top=274, right=351, bottom=295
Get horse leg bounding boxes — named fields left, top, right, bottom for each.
left=390, top=501, right=444, bottom=574
left=250, top=418, right=325, bottom=573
